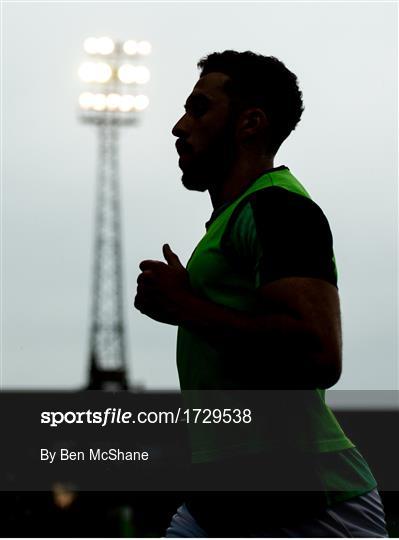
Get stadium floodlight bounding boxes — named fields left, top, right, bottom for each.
left=118, top=64, right=137, bottom=84
left=117, top=64, right=150, bottom=84
left=97, top=36, right=115, bottom=55
left=135, top=66, right=150, bottom=84
left=96, top=62, right=113, bottom=83
left=83, top=36, right=115, bottom=56
left=78, top=61, right=113, bottom=83
left=123, top=40, right=138, bottom=55
left=118, top=94, right=136, bottom=112
left=137, top=41, right=152, bottom=56
left=106, top=93, right=121, bottom=111
left=79, top=92, right=94, bottom=110
left=77, top=37, right=151, bottom=391
left=83, top=37, right=98, bottom=55
left=78, top=36, right=151, bottom=123
left=92, top=93, right=107, bottom=111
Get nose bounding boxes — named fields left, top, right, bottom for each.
left=172, top=114, right=188, bottom=138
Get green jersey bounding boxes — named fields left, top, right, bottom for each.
left=177, top=166, right=376, bottom=502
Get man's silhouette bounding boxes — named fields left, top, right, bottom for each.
left=134, top=51, right=387, bottom=537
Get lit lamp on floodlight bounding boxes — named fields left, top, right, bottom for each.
left=78, top=36, right=151, bottom=123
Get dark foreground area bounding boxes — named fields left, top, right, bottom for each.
left=1, top=409, right=398, bottom=537
left=1, top=491, right=398, bottom=537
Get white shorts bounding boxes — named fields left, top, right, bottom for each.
left=166, top=489, right=388, bottom=537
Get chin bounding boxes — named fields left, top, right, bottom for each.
left=181, top=171, right=209, bottom=192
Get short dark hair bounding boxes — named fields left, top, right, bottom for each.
left=197, top=50, right=304, bottom=154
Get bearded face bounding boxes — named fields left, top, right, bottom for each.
left=180, top=114, right=237, bottom=192
left=172, top=73, right=238, bottom=193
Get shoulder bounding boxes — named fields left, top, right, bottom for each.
left=249, top=186, right=333, bottom=240
left=223, top=186, right=337, bottom=287
left=225, top=186, right=333, bottom=245
left=248, top=186, right=329, bottom=225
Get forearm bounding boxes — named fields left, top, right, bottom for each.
left=134, top=248, right=341, bottom=388
left=179, top=293, right=334, bottom=389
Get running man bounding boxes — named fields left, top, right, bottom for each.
left=134, top=50, right=388, bottom=537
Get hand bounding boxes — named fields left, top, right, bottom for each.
left=134, top=244, right=192, bottom=325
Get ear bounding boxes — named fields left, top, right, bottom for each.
left=237, top=108, right=269, bottom=140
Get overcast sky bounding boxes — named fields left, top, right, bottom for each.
left=2, top=2, right=398, bottom=402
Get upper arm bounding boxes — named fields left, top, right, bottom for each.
left=224, top=187, right=342, bottom=386
left=258, top=276, right=342, bottom=387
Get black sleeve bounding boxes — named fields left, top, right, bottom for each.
left=248, top=187, right=337, bottom=287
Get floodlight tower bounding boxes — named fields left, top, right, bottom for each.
left=78, top=36, right=151, bottom=390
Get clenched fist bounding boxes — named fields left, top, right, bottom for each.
left=134, top=243, right=193, bottom=325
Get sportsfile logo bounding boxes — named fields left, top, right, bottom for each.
left=40, top=407, right=253, bottom=427
left=41, top=408, right=133, bottom=427
left=40, top=408, right=177, bottom=427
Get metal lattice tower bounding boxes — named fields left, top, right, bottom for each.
left=77, top=36, right=151, bottom=390
left=88, top=117, right=127, bottom=390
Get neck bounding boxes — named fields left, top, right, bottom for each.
left=208, top=154, right=275, bottom=209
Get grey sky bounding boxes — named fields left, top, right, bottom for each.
left=2, top=2, right=398, bottom=399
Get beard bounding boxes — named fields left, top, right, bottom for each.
left=180, top=120, right=237, bottom=193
